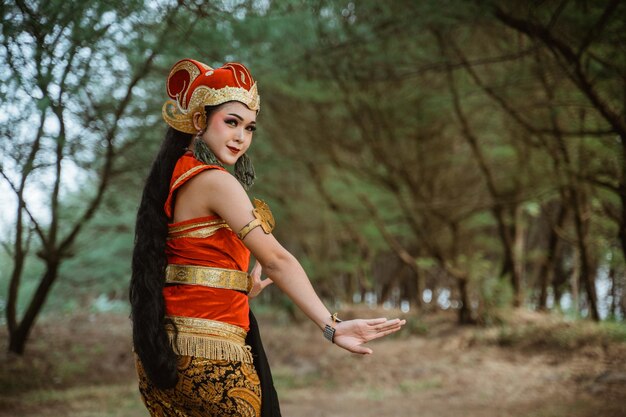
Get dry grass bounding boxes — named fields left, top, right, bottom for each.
left=1, top=308, right=625, bottom=417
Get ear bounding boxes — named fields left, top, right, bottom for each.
left=192, top=111, right=207, bottom=132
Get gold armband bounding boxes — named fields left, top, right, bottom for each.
left=237, top=198, right=275, bottom=240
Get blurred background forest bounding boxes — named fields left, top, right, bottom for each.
left=1, top=0, right=626, bottom=416
left=3, top=0, right=626, bottom=342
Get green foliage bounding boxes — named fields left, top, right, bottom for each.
left=2, top=0, right=625, bottom=325
left=415, top=257, right=437, bottom=270
left=476, top=275, right=515, bottom=325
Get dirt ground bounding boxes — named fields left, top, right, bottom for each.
left=1, top=308, right=625, bottom=417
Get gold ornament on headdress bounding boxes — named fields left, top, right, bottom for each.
left=162, top=59, right=260, bottom=134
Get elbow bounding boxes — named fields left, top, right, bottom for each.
left=262, top=248, right=295, bottom=278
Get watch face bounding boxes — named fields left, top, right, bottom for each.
left=323, top=324, right=336, bottom=342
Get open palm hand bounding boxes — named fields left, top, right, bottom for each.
left=333, top=318, right=406, bottom=354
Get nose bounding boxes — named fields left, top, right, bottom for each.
left=233, top=128, right=244, bottom=143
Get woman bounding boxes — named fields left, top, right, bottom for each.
left=130, top=59, right=405, bottom=417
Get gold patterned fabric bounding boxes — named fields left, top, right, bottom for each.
left=165, top=265, right=252, bottom=293
left=165, top=315, right=253, bottom=362
left=168, top=218, right=230, bottom=238
left=136, top=355, right=262, bottom=417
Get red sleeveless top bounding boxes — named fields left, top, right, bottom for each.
left=163, top=152, right=250, bottom=330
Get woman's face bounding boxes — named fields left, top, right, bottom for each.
left=201, top=101, right=257, bottom=166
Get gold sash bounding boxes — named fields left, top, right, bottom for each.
left=165, top=264, right=252, bottom=293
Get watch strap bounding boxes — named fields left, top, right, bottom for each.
left=323, top=324, right=336, bottom=343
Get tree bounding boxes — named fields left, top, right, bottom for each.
left=0, top=0, right=180, bottom=353
left=492, top=2, right=626, bottom=305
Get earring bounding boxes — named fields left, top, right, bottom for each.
left=234, top=153, right=255, bottom=190
left=192, top=133, right=222, bottom=167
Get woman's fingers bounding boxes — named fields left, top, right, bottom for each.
left=247, top=262, right=269, bottom=299
left=365, top=317, right=389, bottom=326
left=366, top=325, right=404, bottom=341
left=365, top=318, right=405, bottom=332
left=250, top=260, right=262, bottom=278
left=334, top=318, right=406, bottom=354
left=373, top=318, right=405, bottom=331
left=363, top=318, right=405, bottom=341
left=248, top=270, right=273, bottom=299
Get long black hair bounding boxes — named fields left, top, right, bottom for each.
left=129, top=126, right=192, bottom=388
left=130, top=105, right=224, bottom=388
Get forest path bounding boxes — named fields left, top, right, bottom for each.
left=1, top=309, right=624, bottom=417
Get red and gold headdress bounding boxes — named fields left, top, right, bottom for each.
left=162, top=59, right=260, bottom=134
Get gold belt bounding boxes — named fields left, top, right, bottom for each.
left=165, top=315, right=252, bottom=363
left=165, top=264, right=252, bottom=293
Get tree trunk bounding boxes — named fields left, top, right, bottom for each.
left=538, top=203, right=567, bottom=310
left=411, top=270, right=421, bottom=308
left=440, top=41, right=521, bottom=307
left=379, top=264, right=400, bottom=305
left=571, top=252, right=580, bottom=317
left=571, top=189, right=600, bottom=321
left=360, top=195, right=423, bottom=309
left=8, top=261, right=60, bottom=354
left=494, top=6, right=626, bottom=290
left=621, top=274, right=626, bottom=320
left=608, top=256, right=617, bottom=319
left=457, top=278, right=473, bottom=324
left=513, top=206, right=525, bottom=306
left=618, top=148, right=626, bottom=268
left=7, top=238, right=26, bottom=337
left=552, top=242, right=570, bottom=308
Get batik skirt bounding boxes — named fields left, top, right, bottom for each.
left=136, top=355, right=261, bottom=417
left=136, top=316, right=262, bottom=417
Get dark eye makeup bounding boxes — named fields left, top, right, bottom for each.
left=225, top=118, right=256, bottom=132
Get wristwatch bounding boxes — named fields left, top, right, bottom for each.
left=323, top=313, right=342, bottom=343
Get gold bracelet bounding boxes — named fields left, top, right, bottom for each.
left=331, top=312, right=343, bottom=324
left=237, top=198, right=275, bottom=239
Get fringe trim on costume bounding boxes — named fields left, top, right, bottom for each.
left=167, top=333, right=253, bottom=363
left=165, top=315, right=253, bottom=363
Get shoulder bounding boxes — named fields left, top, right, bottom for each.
left=169, top=153, right=225, bottom=192
left=186, top=169, right=254, bottom=222
left=187, top=167, right=241, bottom=192
left=183, top=168, right=251, bottom=210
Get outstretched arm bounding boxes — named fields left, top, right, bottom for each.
left=189, top=170, right=405, bottom=354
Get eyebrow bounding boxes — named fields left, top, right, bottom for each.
left=228, top=113, right=256, bottom=124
